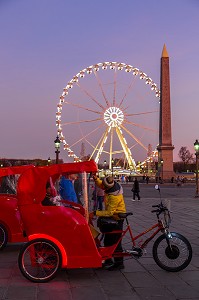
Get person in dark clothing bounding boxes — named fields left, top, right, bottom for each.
left=42, top=182, right=56, bottom=206
left=74, top=175, right=83, bottom=205
left=132, top=177, right=140, bottom=201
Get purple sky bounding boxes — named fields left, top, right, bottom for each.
left=0, top=0, right=199, bottom=163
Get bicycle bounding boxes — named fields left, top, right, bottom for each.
left=18, top=170, right=192, bottom=282
left=97, top=185, right=192, bottom=272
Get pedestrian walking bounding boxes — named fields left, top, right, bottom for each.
left=131, top=177, right=140, bottom=201
left=176, top=176, right=182, bottom=187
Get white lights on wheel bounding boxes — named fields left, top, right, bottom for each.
left=79, top=71, right=85, bottom=78
left=67, top=83, right=73, bottom=89
left=140, top=72, right=147, bottom=79
left=117, top=63, right=124, bottom=70
left=63, top=88, right=68, bottom=95
left=87, top=68, right=92, bottom=74
left=93, top=64, right=99, bottom=71
left=73, top=76, right=78, bottom=83
left=110, top=62, right=116, bottom=69
left=104, top=107, right=124, bottom=127
left=102, top=63, right=108, bottom=70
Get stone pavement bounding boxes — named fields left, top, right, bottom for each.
left=0, top=184, right=199, bottom=300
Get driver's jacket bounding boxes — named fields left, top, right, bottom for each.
left=94, top=178, right=126, bottom=219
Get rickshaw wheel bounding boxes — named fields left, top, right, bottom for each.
left=18, top=238, right=62, bottom=283
left=0, top=224, right=8, bottom=250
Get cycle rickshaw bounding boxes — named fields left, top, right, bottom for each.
left=17, top=161, right=192, bottom=282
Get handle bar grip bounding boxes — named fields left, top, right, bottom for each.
left=152, top=205, right=159, bottom=208
left=151, top=209, right=159, bottom=213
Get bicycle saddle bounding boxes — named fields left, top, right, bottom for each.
left=118, top=212, right=133, bottom=218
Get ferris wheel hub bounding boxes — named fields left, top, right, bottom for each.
left=104, top=107, right=124, bottom=128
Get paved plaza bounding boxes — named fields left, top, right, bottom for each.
left=0, top=183, right=199, bottom=300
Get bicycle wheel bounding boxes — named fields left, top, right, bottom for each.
left=0, top=224, right=8, bottom=250
left=18, top=238, right=62, bottom=283
left=153, top=232, right=192, bottom=272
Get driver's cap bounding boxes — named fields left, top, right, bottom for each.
left=102, top=176, right=114, bottom=188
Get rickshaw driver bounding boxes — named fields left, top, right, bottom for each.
left=89, top=174, right=126, bottom=270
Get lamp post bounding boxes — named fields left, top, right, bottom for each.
left=47, top=157, right=51, bottom=166
left=104, top=160, right=107, bottom=176
left=161, top=159, right=164, bottom=183
left=111, top=159, right=114, bottom=177
left=54, top=136, right=61, bottom=164
left=194, top=139, right=199, bottom=198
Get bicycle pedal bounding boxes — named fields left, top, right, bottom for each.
left=126, top=248, right=143, bottom=257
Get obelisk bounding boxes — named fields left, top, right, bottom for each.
left=157, top=44, right=175, bottom=180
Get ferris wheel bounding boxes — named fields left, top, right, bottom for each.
left=56, top=62, right=160, bottom=170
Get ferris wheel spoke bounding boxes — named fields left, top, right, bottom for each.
left=76, top=82, right=105, bottom=110
left=94, top=70, right=110, bottom=107
left=64, top=100, right=101, bottom=115
left=125, top=110, right=158, bottom=117
left=118, top=76, right=137, bottom=108
left=108, top=127, right=114, bottom=168
left=124, top=119, right=158, bottom=133
left=120, top=124, right=148, bottom=151
left=70, top=123, right=105, bottom=148
left=80, top=124, right=107, bottom=150
left=62, top=117, right=102, bottom=126
left=113, top=68, right=117, bottom=106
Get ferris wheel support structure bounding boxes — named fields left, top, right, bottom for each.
left=109, top=127, right=114, bottom=170
left=94, top=127, right=110, bottom=165
left=116, top=127, right=136, bottom=170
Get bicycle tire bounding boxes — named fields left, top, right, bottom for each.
left=18, top=238, right=62, bottom=283
left=153, top=232, right=192, bottom=272
left=0, top=224, right=8, bottom=250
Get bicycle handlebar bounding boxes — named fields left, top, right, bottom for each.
left=151, top=203, right=169, bottom=214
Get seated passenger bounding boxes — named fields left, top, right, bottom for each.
left=59, top=173, right=78, bottom=203
left=42, top=182, right=56, bottom=206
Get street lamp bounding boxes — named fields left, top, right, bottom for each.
left=47, top=157, right=51, bottom=166
left=161, top=159, right=164, bottom=183
left=104, top=160, right=107, bottom=176
left=111, top=159, right=114, bottom=177
left=194, top=139, right=199, bottom=198
left=54, top=136, right=61, bottom=164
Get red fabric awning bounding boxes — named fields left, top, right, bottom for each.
left=17, top=161, right=97, bottom=205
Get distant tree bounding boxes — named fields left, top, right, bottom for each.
left=178, top=147, right=194, bottom=171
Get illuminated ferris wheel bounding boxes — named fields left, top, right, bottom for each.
left=56, top=62, right=160, bottom=170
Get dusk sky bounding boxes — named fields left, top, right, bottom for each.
left=0, top=0, right=199, bottom=163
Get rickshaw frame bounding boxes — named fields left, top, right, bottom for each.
left=0, top=165, right=34, bottom=249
